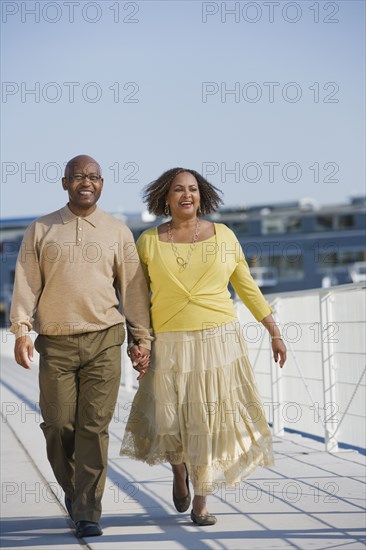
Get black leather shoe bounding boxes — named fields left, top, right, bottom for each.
left=173, top=463, right=191, bottom=513
left=64, top=496, right=73, bottom=521
left=75, top=521, right=102, bottom=538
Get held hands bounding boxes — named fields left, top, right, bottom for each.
left=14, top=335, right=34, bottom=369
left=129, top=345, right=151, bottom=380
left=272, top=338, right=287, bottom=369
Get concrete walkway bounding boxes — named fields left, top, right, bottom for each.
left=1, top=339, right=365, bottom=550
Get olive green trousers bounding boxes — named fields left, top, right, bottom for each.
left=35, top=324, right=124, bottom=523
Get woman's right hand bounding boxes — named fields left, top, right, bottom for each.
left=271, top=339, right=287, bottom=369
left=129, top=345, right=151, bottom=380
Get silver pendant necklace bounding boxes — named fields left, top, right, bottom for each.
left=167, top=219, right=201, bottom=270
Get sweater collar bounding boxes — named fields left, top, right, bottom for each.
left=59, top=204, right=100, bottom=227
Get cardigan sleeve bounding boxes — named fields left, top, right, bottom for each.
left=228, top=232, right=272, bottom=322
left=136, top=233, right=151, bottom=290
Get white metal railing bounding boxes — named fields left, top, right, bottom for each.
left=121, top=283, right=365, bottom=452
left=236, top=282, right=366, bottom=452
left=2, top=283, right=365, bottom=453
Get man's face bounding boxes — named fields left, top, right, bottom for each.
left=62, top=157, right=103, bottom=214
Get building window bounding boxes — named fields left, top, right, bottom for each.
left=231, top=221, right=248, bottom=234
left=281, top=254, right=304, bottom=279
left=255, top=254, right=304, bottom=281
left=262, top=218, right=284, bottom=234
left=286, top=217, right=302, bottom=233
left=317, top=249, right=366, bottom=271
left=338, top=215, right=355, bottom=229
left=318, top=252, right=337, bottom=267
left=337, top=250, right=365, bottom=265
left=315, top=215, right=334, bottom=231
left=262, top=217, right=301, bottom=235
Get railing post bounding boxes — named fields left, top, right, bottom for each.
left=319, top=290, right=339, bottom=452
left=122, top=342, right=133, bottom=393
left=270, top=298, right=284, bottom=437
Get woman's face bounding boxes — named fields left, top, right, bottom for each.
left=166, top=172, right=200, bottom=218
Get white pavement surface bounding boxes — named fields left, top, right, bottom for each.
left=1, top=337, right=365, bottom=550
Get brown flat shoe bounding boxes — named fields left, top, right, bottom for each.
left=173, top=463, right=191, bottom=513
left=191, top=510, right=217, bottom=526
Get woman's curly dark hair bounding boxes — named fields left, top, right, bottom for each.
left=143, top=168, right=223, bottom=216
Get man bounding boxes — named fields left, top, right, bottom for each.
left=10, top=155, right=152, bottom=538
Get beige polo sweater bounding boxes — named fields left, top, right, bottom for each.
left=10, top=205, right=153, bottom=348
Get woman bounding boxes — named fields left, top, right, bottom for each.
left=121, top=168, right=287, bottom=526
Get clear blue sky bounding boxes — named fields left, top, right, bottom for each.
left=1, top=0, right=365, bottom=218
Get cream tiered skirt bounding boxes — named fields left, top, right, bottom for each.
left=120, top=321, right=274, bottom=495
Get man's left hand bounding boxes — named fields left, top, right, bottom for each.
left=129, top=345, right=151, bottom=380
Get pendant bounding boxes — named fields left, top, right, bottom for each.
left=176, top=257, right=187, bottom=268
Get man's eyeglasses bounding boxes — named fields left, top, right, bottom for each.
left=71, top=174, right=101, bottom=183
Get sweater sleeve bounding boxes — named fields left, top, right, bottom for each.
left=135, top=234, right=151, bottom=289
left=228, top=233, right=272, bottom=322
left=116, top=226, right=153, bottom=350
left=10, top=223, right=43, bottom=338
